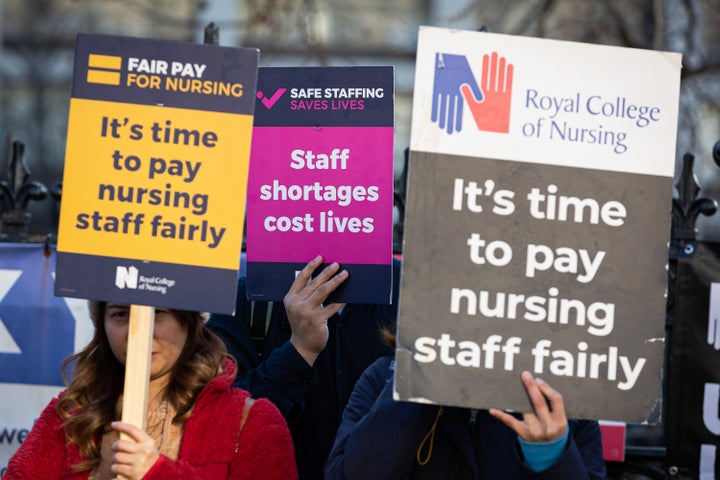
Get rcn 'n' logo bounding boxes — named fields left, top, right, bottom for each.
left=115, top=266, right=138, bottom=289
left=431, top=52, right=514, bottom=135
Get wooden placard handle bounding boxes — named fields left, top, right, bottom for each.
left=118, top=304, right=154, bottom=479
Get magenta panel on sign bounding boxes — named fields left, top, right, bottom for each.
left=247, top=126, right=393, bottom=264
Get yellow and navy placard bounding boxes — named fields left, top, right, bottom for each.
left=55, top=33, right=259, bottom=314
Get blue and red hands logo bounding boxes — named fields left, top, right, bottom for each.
left=431, top=52, right=514, bottom=134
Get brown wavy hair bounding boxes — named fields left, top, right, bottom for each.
left=56, top=301, right=229, bottom=472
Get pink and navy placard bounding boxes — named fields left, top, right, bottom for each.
left=246, top=66, right=394, bottom=303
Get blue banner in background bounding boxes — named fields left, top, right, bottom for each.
left=0, top=243, right=79, bottom=386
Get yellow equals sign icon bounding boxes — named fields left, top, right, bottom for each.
left=87, top=54, right=122, bottom=85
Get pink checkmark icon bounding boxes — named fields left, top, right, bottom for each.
left=258, top=88, right=287, bottom=109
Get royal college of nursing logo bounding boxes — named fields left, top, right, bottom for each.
left=430, top=52, right=514, bottom=135
left=115, top=265, right=176, bottom=294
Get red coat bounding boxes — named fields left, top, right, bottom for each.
left=4, top=360, right=298, bottom=479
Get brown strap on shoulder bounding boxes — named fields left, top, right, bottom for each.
left=239, top=396, right=255, bottom=430
left=234, top=396, right=255, bottom=454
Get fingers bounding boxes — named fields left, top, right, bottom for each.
left=319, top=300, right=347, bottom=318
left=111, top=421, right=148, bottom=443
left=519, top=372, right=568, bottom=442
left=287, top=255, right=324, bottom=296
left=489, top=408, right=524, bottom=434
left=310, top=265, right=348, bottom=303
left=439, top=92, right=448, bottom=131
left=284, top=256, right=349, bottom=315
left=491, top=372, right=570, bottom=443
left=297, top=263, right=347, bottom=306
left=521, top=371, right=551, bottom=418
left=284, top=256, right=349, bottom=366
left=504, top=63, right=514, bottom=94
left=285, top=256, right=348, bottom=304
left=486, top=52, right=498, bottom=92
left=446, top=93, right=457, bottom=134
left=535, top=377, right=566, bottom=421
left=521, top=371, right=566, bottom=420
left=461, top=84, right=482, bottom=104
left=480, top=52, right=513, bottom=94
left=110, top=422, right=159, bottom=480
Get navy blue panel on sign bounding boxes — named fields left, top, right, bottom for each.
left=253, top=66, right=394, bottom=127
left=55, top=252, right=238, bottom=315
left=0, top=244, right=75, bottom=386
left=246, top=261, right=393, bottom=304
left=72, top=33, right=259, bottom=115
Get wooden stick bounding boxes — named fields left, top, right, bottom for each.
left=121, top=304, right=154, bottom=433
left=116, top=304, right=154, bottom=479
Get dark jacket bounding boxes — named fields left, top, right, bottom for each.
left=325, top=356, right=607, bottom=480
left=206, top=259, right=401, bottom=480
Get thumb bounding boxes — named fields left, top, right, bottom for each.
left=461, top=83, right=483, bottom=104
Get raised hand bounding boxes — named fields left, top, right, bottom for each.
left=284, top=255, right=348, bottom=365
left=488, top=371, right=568, bottom=443
left=461, top=51, right=513, bottom=133
left=110, top=421, right=161, bottom=480
left=431, top=53, right=483, bottom=134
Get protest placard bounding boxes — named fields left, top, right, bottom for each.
left=394, top=26, right=682, bottom=422
left=55, top=33, right=259, bottom=314
left=245, top=66, right=395, bottom=303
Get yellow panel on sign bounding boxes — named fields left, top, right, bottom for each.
left=57, top=98, right=251, bottom=270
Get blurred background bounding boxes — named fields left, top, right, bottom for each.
left=1, top=0, right=720, bottom=242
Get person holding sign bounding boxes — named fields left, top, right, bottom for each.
left=323, top=332, right=606, bottom=480
left=206, top=255, right=401, bottom=479
left=4, top=302, right=297, bottom=480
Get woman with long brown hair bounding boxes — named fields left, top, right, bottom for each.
left=5, top=302, right=297, bottom=479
